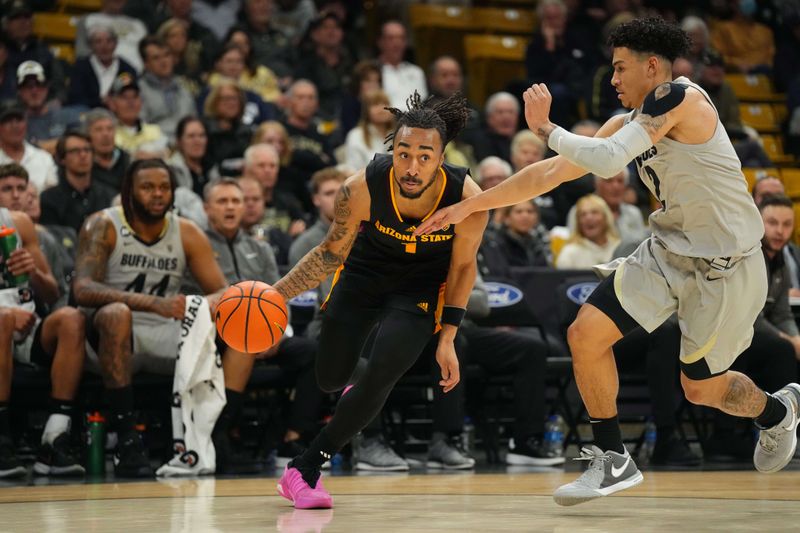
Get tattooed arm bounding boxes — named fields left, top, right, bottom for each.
left=274, top=171, right=370, bottom=301
left=72, top=212, right=176, bottom=316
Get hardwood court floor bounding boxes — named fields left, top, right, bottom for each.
left=1, top=470, right=799, bottom=532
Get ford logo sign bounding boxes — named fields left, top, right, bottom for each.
left=289, top=289, right=318, bottom=307
left=566, top=282, right=599, bottom=305
left=484, top=282, right=524, bottom=308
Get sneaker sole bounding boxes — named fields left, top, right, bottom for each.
left=755, top=383, right=800, bottom=474
left=505, top=452, right=566, bottom=466
left=426, top=460, right=475, bottom=470
left=553, top=471, right=644, bottom=507
left=355, top=461, right=409, bottom=472
left=33, top=461, right=86, bottom=476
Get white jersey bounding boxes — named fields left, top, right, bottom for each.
left=626, top=76, right=763, bottom=259
left=104, top=207, right=186, bottom=325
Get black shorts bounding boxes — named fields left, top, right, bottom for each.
left=585, top=272, right=640, bottom=336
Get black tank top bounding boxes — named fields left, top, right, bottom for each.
left=342, top=154, right=467, bottom=296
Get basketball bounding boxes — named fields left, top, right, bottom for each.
left=215, top=281, right=288, bottom=354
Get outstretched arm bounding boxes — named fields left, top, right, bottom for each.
left=415, top=113, right=625, bottom=235
left=274, top=171, right=370, bottom=301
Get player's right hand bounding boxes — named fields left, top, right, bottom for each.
left=414, top=202, right=471, bottom=236
left=12, top=308, right=36, bottom=336
left=153, top=294, right=186, bottom=320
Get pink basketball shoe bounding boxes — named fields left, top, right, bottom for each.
left=277, top=466, right=334, bottom=509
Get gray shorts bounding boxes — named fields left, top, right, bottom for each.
left=85, top=310, right=179, bottom=375
left=594, top=237, right=767, bottom=379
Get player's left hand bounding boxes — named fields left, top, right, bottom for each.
left=5, top=248, right=35, bottom=276
left=436, top=341, right=460, bottom=393
left=414, top=202, right=471, bottom=236
left=523, top=83, right=553, bottom=132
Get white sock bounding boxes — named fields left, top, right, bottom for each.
left=42, top=413, right=71, bottom=445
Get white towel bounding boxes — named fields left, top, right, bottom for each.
left=156, top=295, right=226, bottom=477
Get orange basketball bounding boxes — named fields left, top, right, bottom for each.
left=215, top=281, right=288, bottom=354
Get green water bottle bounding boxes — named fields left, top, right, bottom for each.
left=86, top=412, right=106, bottom=476
left=0, top=225, right=29, bottom=286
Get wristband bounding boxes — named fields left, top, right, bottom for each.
left=441, top=305, right=466, bottom=327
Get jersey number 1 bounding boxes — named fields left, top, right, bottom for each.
left=124, top=273, right=170, bottom=297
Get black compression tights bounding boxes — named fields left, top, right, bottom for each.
left=299, top=307, right=434, bottom=467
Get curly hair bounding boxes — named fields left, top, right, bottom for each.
left=607, top=17, right=690, bottom=63
left=120, top=159, right=177, bottom=223
left=386, top=91, right=470, bottom=150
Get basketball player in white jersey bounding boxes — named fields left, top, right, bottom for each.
left=417, top=17, right=800, bottom=505
left=73, top=159, right=259, bottom=477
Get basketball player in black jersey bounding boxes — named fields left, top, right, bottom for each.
left=274, top=92, right=487, bottom=509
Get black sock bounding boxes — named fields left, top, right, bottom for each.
left=107, top=386, right=136, bottom=436
left=590, top=415, right=624, bottom=454
left=0, top=402, right=9, bottom=436
left=290, top=430, right=336, bottom=487
left=50, top=397, right=75, bottom=417
left=215, top=389, right=245, bottom=435
left=755, top=393, right=788, bottom=429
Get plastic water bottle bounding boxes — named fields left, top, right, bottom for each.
left=642, top=418, right=657, bottom=462
left=86, top=412, right=105, bottom=476
left=545, top=415, right=565, bottom=457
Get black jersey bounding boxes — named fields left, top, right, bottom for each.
left=341, top=154, right=467, bottom=297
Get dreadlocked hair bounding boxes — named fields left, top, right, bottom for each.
left=386, top=91, right=470, bottom=149
left=120, top=158, right=177, bottom=223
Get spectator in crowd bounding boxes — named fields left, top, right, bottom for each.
left=751, top=176, right=800, bottom=296
left=427, top=55, right=479, bottom=130
left=711, top=0, right=775, bottom=74
left=243, top=143, right=306, bottom=238
left=282, top=79, right=334, bottom=166
left=463, top=92, right=519, bottom=164
left=241, top=0, right=294, bottom=80
left=107, top=73, right=169, bottom=156
left=0, top=100, right=57, bottom=191
left=71, top=159, right=262, bottom=476
left=2, top=0, right=66, bottom=102
left=0, top=162, right=86, bottom=479
left=294, top=11, right=354, bottom=121
left=753, top=174, right=785, bottom=206
left=238, top=174, right=293, bottom=265
left=556, top=194, right=619, bottom=269
left=0, top=38, right=15, bottom=101
left=202, top=81, right=253, bottom=176
left=705, top=194, right=800, bottom=461
left=40, top=131, right=116, bottom=233
left=252, top=120, right=316, bottom=211
left=196, top=177, right=324, bottom=466
left=167, top=116, right=212, bottom=196
left=150, top=0, right=219, bottom=78
left=476, top=155, right=512, bottom=193
left=156, top=18, right=205, bottom=86
left=272, top=0, right=317, bottom=45
left=17, top=61, right=85, bottom=154
left=343, top=90, right=393, bottom=170
left=137, top=37, right=196, bottom=142
left=568, top=168, right=648, bottom=245
left=75, top=0, right=148, bottom=72
left=697, top=50, right=743, bottom=134
left=192, top=0, right=240, bottom=41
left=671, top=57, right=694, bottom=81
left=525, top=0, right=596, bottom=126
left=491, top=200, right=553, bottom=268
left=67, top=25, right=137, bottom=109
left=377, top=20, right=427, bottom=109
left=84, top=107, right=130, bottom=191
left=340, top=59, right=381, bottom=135
left=680, top=15, right=713, bottom=74
left=509, top=130, right=557, bottom=228
left=220, top=28, right=281, bottom=103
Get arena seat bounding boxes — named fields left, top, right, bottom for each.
left=33, top=12, right=78, bottom=43
left=463, top=34, right=526, bottom=107
left=739, top=103, right=779, bottom=133
left=741, top=167, right=779, bottom=192
left=761, top=134, right=796, bottom=165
